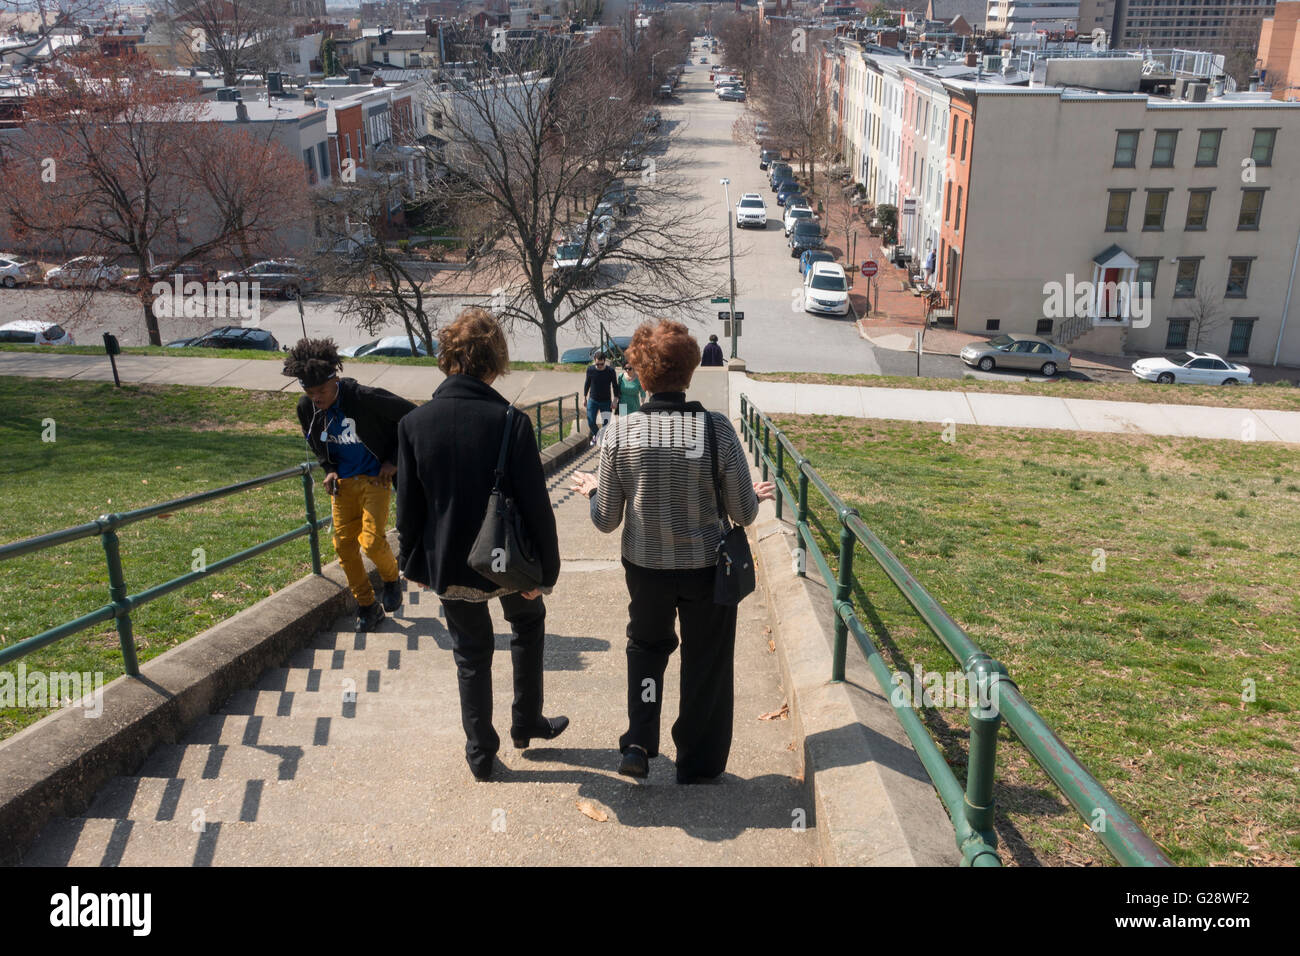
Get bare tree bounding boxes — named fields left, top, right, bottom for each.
left=422, top=44, right=727, bottom=361
left=1186, top=281, right=1228, bottom=352
left=750, top=34, right=833, bottom=190
left=160, top=0, right=293, bottom=87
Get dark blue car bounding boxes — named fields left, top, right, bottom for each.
left=799, top=249, right=836, bottom=275
left=776, top=183, right=805, bottom=207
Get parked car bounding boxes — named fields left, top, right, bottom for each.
left=783, top=204, right=816, bottom=236
left=602, top=184, right=635, bottom=214
left=1130, top=350, right=1252, bottom=385
left=657, top=83, right=674, bottom=99
left=219, top=260, right=319, bottom=299
left=560, top=336, right=632, bottom=364
left=0, top=320, right=75, bottom=345
left=776, top=183, right=805, bottom=207
left=788, top=220, right=824, bottom=256
left=118, top=261, right=214, bottom=290
left=960, top=334, right=1072, bottom=377
left=799, top=249, right=836, bottom=275
left=769, top=162, right=793, bottom=187
left=552, top=242, right=599, bottom=284
left=756, top=121, right=770, bottom=136
left=165, top=326, right=281, bottom=350
left=643, top=110, right=661, bottom=130
left=620, top=151, right=645, bottom=171
left=340, top=336, right=435, bottom=358
left=46, top=256, right=124, bottom=290
left=699, top=56, right=709, bottom=63
left=719, top=88, right=746, bottom=102
left=0, top=255, right=42, bottom=288
left=759, top=149, right=780, bottom=170
left=593, top=201, right=620, bottom=223
left=735, top=192, right=768, bottom=229
left=803, top=263, right=850, bottom=316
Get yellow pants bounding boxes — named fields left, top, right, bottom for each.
left=331, top=476, right=400, bottom=606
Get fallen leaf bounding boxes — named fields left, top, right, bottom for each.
left=767, top=638, right=776, bottom=653
left=576, top=800, right=608, bottom=822
left=141, top=479, right=148, bottom=484
left=758, top=701, right=789, bottom=721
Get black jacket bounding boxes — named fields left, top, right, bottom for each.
left=395, top=374, right=561, bottom=593
left=295, top=378, right=417, bottom=477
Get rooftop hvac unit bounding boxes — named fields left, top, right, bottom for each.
left=982, top=55, right=1002, bottom=72
left=267, top=71, right=283, bottom=95
left=347, top=67, right=361, bottom=83
left=216, top=87, right=238, bottom=101
left=1186, top=82, right=1208, bottom=102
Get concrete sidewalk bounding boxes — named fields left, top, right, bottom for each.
left=4, top=351, right=1298, bottom=444
left=19, top=446, right=817, bottom=866
left=731, top=373, right=1300, bottom=445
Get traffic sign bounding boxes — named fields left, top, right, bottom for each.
left=861, top=260, right=878, bottom=277
left=718, top=310, right=745, bottom=320
left=710, top=296, right=730, bottom=304
left=724, top=319, right=742, bottom=337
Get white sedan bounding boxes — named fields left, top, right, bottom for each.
left=1131, top=351, right=1253, bottom=385
left=0, top=255, right=42, bottom=288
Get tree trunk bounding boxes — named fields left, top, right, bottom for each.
left=140, top=289, right=162, bottom=346
left=539, top=303, right=559, bottom=362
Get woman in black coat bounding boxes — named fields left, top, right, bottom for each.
left=395, top=308, right=565, bottom=781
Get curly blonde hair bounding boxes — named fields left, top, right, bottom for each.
left=438, top=307, right=510, bottom=379
left=625, top=319, right=699, bottom=394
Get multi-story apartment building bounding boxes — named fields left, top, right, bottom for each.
left=986, top=0, right=1081, bottom=32
left=1109, top=0, right=1275, bottom=52
left=1257, top=1, right=1300, bottom=99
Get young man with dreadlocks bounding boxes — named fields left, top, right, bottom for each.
left=283, top=338, right=417, bottom=631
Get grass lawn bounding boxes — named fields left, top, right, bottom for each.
left=750, top=371, right=1300, bottom=413
left=773, top=414, right=1299, bottom=867
left=0, top=343, right=571, bottom=372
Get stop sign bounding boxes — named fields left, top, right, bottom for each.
left=861, top=260, right=878, bottom=277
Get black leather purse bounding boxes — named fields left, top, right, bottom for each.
left=468, top=407, right=544, bottom=591
left=704, top=411, right=755, bottom=606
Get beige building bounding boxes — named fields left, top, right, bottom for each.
left=956, top=78, right=1300, bottom=366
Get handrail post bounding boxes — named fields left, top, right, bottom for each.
left=774, top=440, right=784, bottom=520
left=760, top=421, right=770, bottom=479
left=302, top=467, right=322, bottom=576
left=831, top=509, right=857, bottom=682
left=963, top=655, right=1007, bottom=854
left=100, top=517, right=139, bottom=677
left=796, top=463, right=809, bottom=578
left=536, top=402, right=544, bottom=446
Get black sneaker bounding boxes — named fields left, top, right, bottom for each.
left=618, top=745, right=649, bottom=779
left=381, top=579, right=403, bottom=613
left=356, top=601, right=385, bottom=632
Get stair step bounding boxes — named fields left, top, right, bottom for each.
left=285, top=644, right=444, bottom=672
left=186, top=711, right=448, bottom=748
left=216, top=687, right=426, bottom=718
left=251, top=665, right=409, bottom=696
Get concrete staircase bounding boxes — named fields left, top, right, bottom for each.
left=1054, top=315, right=1129, bottom=355
left=20, top=446, right=818, bottom=867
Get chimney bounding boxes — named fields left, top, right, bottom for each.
left=235, top=102, right=250, bottom=122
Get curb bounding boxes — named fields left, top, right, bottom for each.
left=746, top=457, right=962, bottom=866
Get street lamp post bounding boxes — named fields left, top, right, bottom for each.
left=721, top=177, right=737, bottom=360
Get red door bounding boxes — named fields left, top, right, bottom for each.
left=1101, top=268, right=1121, bottom=319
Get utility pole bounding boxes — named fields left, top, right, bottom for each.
left=721, top=177, right=738, bottom=360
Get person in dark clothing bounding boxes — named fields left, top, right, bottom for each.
left=571, top=320, right=774, bottom=783
left=700, top=334, right=725, bottom=367
left=396, top=308, right=565, bottom=781
left=285, top=338, right=416, bottom=632
left=584, top=351, right=617, bottom=444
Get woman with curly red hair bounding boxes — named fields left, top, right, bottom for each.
left=571, top=319, right=774, bottom=783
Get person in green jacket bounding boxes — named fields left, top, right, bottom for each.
left=615, top=362, right=646, bottom=416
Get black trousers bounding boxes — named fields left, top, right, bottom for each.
left=619, top=558, right=738, bottom=778
left=441, top=592, right=546, bottom=762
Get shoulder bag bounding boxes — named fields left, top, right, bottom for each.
left=468, top=407, right=544, bottom=591
left=704, top=411, right=756, bottom=606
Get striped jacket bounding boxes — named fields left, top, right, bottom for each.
left=589, top=395, right=759, bottom=570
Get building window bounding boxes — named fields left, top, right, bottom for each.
left=1166, top=318, right=1190, bottom=349
left=1106, top=190, right=1132, bottom=231
left=1237, top=189, right=1264, bottom=230
left=1195, top=128, right=1222, bottom=166
left=1143, top=190, right=1170, bottom=230
left=954, top=185, right=962, bottom=231
left=1251, top=129, right=1277, bottom=166
left=1151, top=129, right=1178, bottom=167
left=318, top=142, right=329, bottom=182
left=1173, top=258, right=1200, bottom=297
left=1225, top=258, right=1252, bottom=298
left=1228, top=318, right=1255, bottom=356
left=1114, top=129, right=1140, bottom=167
left=960, top=120, right=967, bottom=161
left=303, top=147, right=316, bottom=184
left=1036, top=319, right=1054, bottom=335
left=986, top=319, right=1000, bottom=331
left=1185, top=189, right=1212, bottom=230
left=1137, top=257, right=1159, bottom=294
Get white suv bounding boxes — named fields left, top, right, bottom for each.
left=783, top=204, right=815, bottom=237
left=803, top=263, right=850, bottom=316
left=735, top=193, right=767, bottom=229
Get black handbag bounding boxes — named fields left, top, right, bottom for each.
left=468, top=407, right=544, bottom=591
left=704, top=411, right=756, bottom=606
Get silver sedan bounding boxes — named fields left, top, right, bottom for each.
left=959, top=334, right=1072, bottom=377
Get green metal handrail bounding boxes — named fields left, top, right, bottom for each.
left=515, top=392, right=581, bottom=448
left=598, top=322, right=627, bottom=366
left=739, top=393, right=1172, bottom=868
left=0, top=462, right=332, bottom=677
